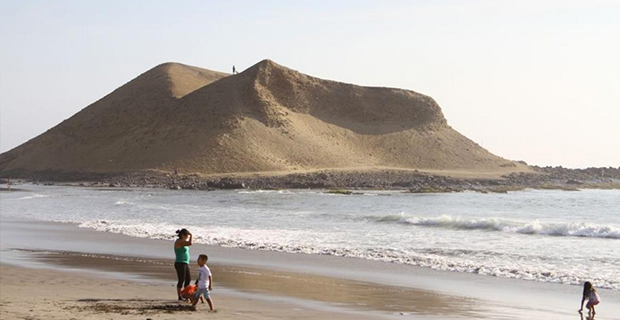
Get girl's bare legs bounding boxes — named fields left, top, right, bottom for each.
left=586, top=302, right=596, bottom=318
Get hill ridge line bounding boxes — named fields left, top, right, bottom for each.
left=0, top=59, right=528, bottom=179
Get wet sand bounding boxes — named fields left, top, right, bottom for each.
left=3, top=249, right=477, bottom=318
left=1, top=217, right=619, bottom=319
left=0, top=263, right=387, bottom=320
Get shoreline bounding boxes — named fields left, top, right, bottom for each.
left=0, top=263, right=388, bottom=320
left=2, top=249, right=478, bottom=318
left=2, top=165, right=620, bottom=193
left=2, top=217, right=619, bottom=319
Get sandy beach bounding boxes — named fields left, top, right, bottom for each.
left=0, top=222, right=469, bottom=320
left=1, top=217, right=618, bottom=320
left=0, top=263, right=386, bottom=320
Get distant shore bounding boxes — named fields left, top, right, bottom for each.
left=2, top=165, right=619, bottom=192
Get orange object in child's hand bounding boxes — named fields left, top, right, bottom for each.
left=180, top=285, right=197, bottom=298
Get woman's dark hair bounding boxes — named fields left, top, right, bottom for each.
left=176, top=229, right=190, bottom=238
left=583, top=281, right=592, bottom=297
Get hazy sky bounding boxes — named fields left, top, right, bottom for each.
left=1, top=1, right=619, bottom=168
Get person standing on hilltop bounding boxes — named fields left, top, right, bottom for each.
left=232, top=65, right=237, bottom=74
left=174, top=229, right=193, bottom=300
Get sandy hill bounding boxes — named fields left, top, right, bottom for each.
left=0, top=59, right=528, bottom=179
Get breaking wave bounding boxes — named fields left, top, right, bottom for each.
left=75, top=219, right=619, bottom=290
left=16, top=194, right=50, bottom=200
left=370, top=214, right=620, bottom=239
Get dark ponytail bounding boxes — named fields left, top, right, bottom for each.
left=176, top=228, right=190, bottom=238
left=583, top=281, right=592, bottom=297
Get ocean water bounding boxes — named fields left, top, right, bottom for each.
left=1, top=185, right=619, bottom=290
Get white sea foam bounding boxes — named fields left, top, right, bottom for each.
left=237, top=190, right=299, bottom=195
left=76, top=219, right=620, bottom=290
left=371, top=214, right=620, bottom=239
left=5, top=186, right=619, bottom=292
left=16, top=194, right=49, bottom=200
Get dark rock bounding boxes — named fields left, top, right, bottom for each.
left=566, top=179, right=583, bottom=185
left=210, top=179, right=246, bottom=189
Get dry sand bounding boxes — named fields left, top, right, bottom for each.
left=0, top=59, right=530, bottom=179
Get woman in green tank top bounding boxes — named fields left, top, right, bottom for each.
left=174, top=228, right=193, bottom=300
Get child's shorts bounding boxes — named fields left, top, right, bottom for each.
left=586, top=300, right=599, bottom=308
left=195, top=288, right=210, bottom=299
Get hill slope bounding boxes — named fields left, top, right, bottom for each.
left=0, top=59, right=527, bottom=179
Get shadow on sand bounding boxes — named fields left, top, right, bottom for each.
left=74, top=298, right=196, bottom=314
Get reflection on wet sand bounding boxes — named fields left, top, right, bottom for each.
left=16, top=248, right=481, bottom=317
